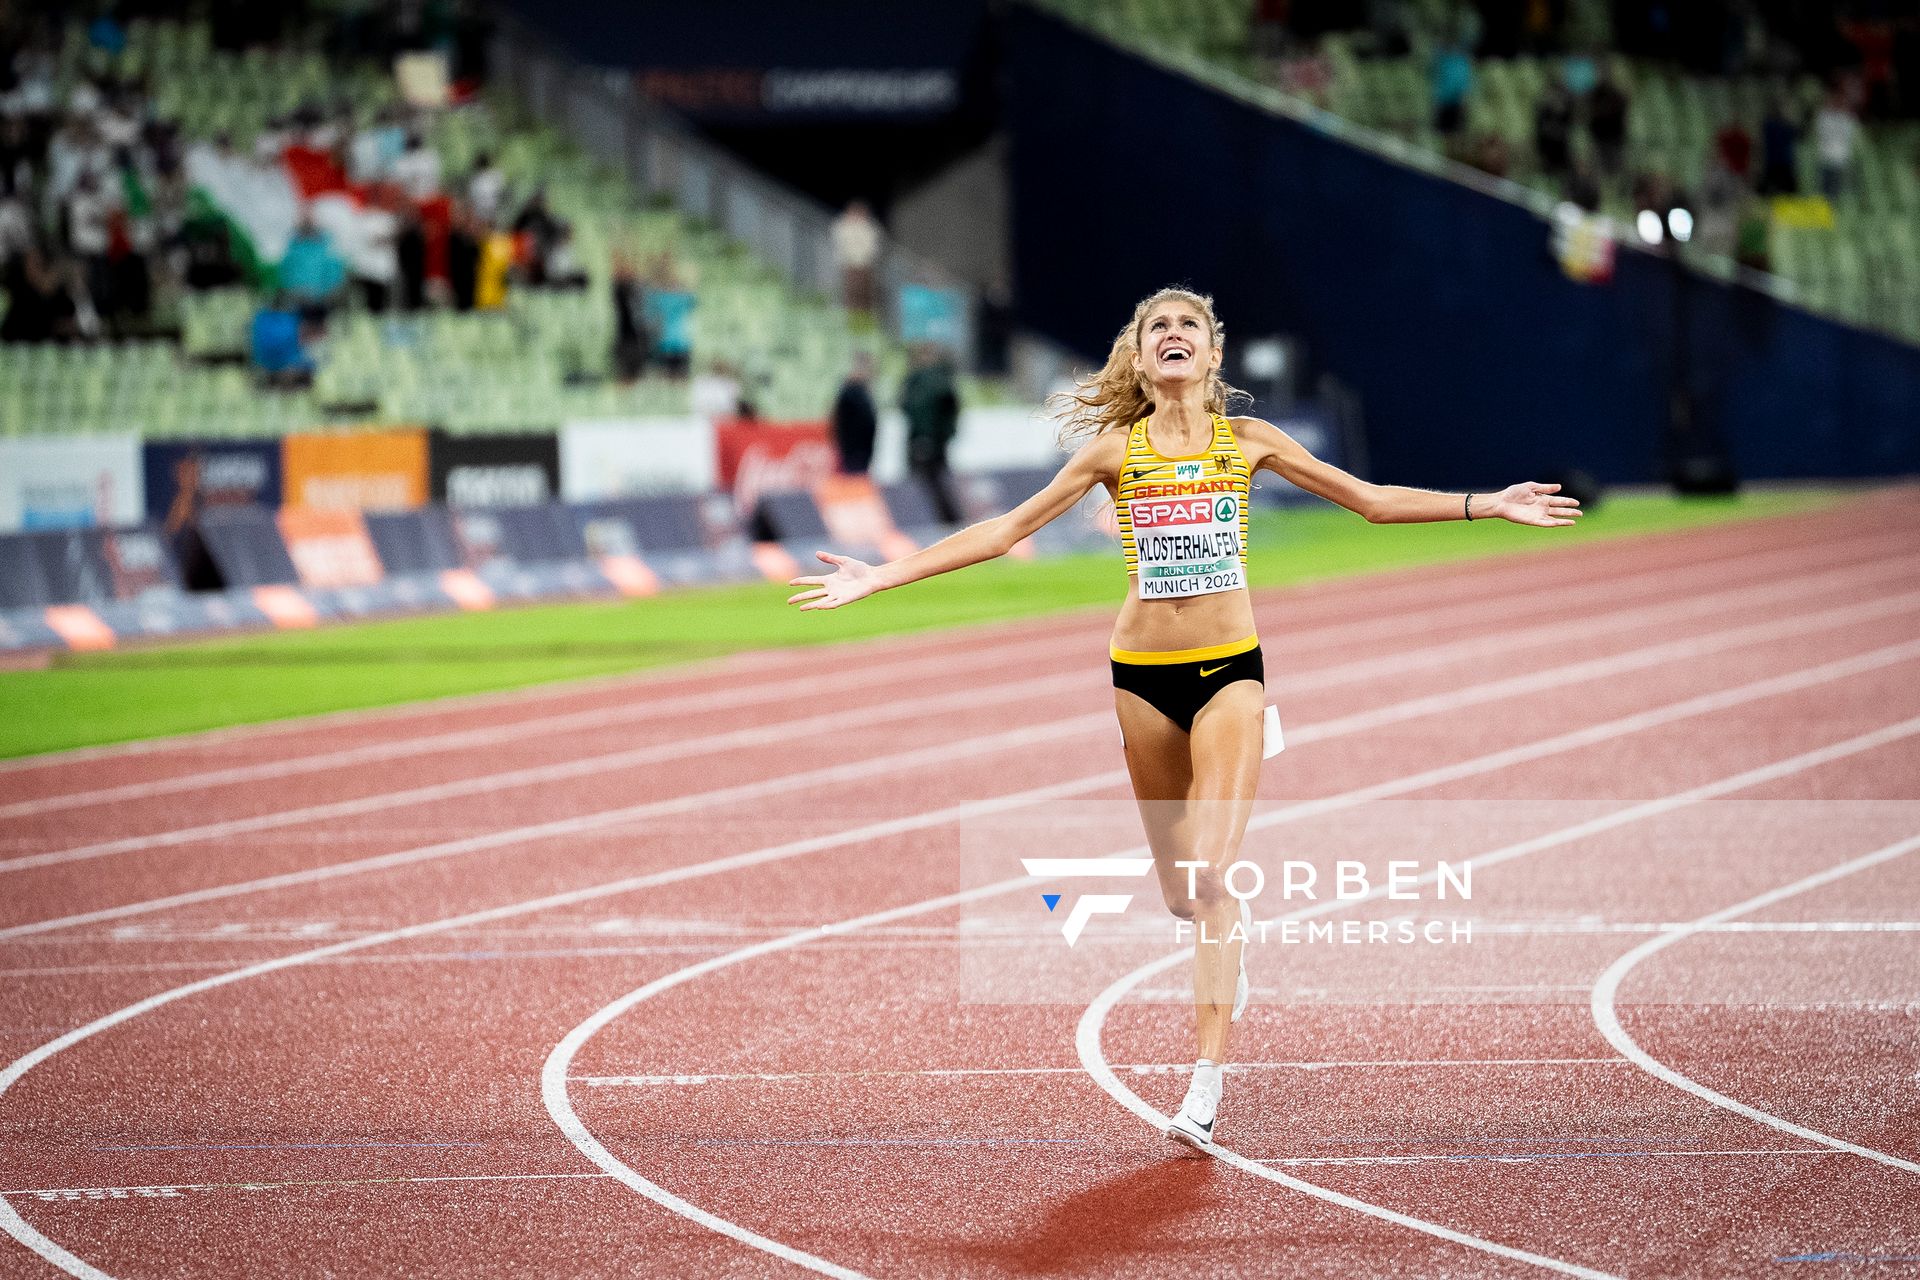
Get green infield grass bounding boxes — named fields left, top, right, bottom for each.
left=0, top=488, right=1846, bottom=758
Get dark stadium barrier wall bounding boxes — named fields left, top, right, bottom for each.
left=142, top=440, right=284, bottom=521
left=430, top=432, right=564, bottom=509
left=569, top=494, right=764, bottom=588
left=364, top=508, right=467, bottom=577
left=1005, top=8, right=1920, bottom=488
left=0, top=525, right=180, bottom=610
left=0, top=468, right=1106, bottom=652
left=196, top=505, right=303, bottom=589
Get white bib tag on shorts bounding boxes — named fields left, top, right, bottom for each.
left=1128, top=483, right=1246, bottom=600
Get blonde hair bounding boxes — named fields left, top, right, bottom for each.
left=1049, top=286, right=1250, bottom=450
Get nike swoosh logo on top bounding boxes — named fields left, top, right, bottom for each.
left=1199, top=664, right=1228, bottom=678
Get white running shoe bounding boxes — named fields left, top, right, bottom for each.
left=1167, top=1066, right=1222, bottom=1154
left=1231, top=897, right=1252, bottom=1022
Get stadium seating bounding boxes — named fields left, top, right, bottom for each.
left=1038, top=0, right=1920, bottom=346
left=0, top=16, right=937, bottom=438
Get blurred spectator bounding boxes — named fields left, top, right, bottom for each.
left=350, top=195, right=400, bottom=312
left=831, top=351, right=878, bottom=476
left=1714, top=120, right=1753, bottom=182
left=1697, top=130, right=1750, bottom=258
left=390, top=130, right=442, bottom=201
left=1468, top=132, right=1511, bottom=179
left=610, top=253, right=650, bottom=382
left=1561, top=50, right=1598, bottom=98
left=1252, top=0, right=1289, bottom=62
left=1587, top=67, right=1630, bottom=179
left=1430, top=25, right=1476, bottom=155
left=161, top=452, right=223, bottom=592
left=511, top=187, right=562, bottom=285
left=1814, top=85, right=1858, bottom=200
left=1563, top=154, right=1602, bottom=210
left=1534, top=81, right=1574, bottom=178
left=476, top=223, right=515, bottom=308
left=277, top=212, right=346, bottom=314
left=831, top=200, right=880, bottom=316
left=249, top=298, right=314, bottom=386
left=64, top=169, right=115, bottom=313
left=544, top=222, right=588, bottom=289
left=0, top=178, right=32, bottom=265
left=1277, top=41, right=1334, bottom=107
left=0, top=118, right=33, bottom=194
left=1365, top=0, right=1414, bottom=58
left=1, top=246, right=77, bottom=342
left=1735, top=197, right=1772, bottom=272
left=182, top=208, right=243, bottom=289
left=350, top=107, right=405, bottom=182
left=643, top=268, right=696, bottom=377
left=467, top=151, right=506, bottom=224
left=446, top=210, right=480, bottom=311
left=902, top=343, right=962, bottom=523
left=1759, top=95, right=1801, bottom=195
left=396, top=208, right=428, bottom=310
left=49, top=116, right=111, bottom=204
left=692, top=360, right=743, bottom=419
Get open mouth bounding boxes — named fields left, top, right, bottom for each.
left=1160, top=345, right=1192, bottom=365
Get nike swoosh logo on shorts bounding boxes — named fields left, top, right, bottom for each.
left=1199, top=664, right=1228, bottom=678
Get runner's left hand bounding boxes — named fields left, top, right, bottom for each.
left=787, top=551, right=880, bottom=610
left=1488, top=482, right=1583, bottom=527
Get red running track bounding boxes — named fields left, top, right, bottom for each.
left=1, top=492, right=1917, bottom=1278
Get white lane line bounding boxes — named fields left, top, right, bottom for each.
left=8, top=535, right=1901, bottom=821
left=545, top=709, right=1920, bottom=1280
left=0, top=719, right=1114, bottom=943
left=11, top=589, right=1919, bottom=942
left=1591, top=833, right=1920, bottom=1176
left=1472, top=920, right=1920, bottom=935
left=574, top=1059, right=1633, bottom=1086
left=0, top=666, right=1107, bottom=873
left=4, top=1172, right=615, bottom=1200
left=4, top=634, right=1917, bottom=1277
left=1258, top=1149, right=1835, bottom=1168
left=1074, top=715, right=1920, bottom=1279
left=2, top=522, right=1889, bottom=805
left=0, top=631, right=1088, bottom=821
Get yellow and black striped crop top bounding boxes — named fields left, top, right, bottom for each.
left=1113, top=414, right=1253, bottom=599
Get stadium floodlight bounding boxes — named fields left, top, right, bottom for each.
left=1636, top=209, right=1665, bottom=245
left=1667, top=207, right=1694, bottom=243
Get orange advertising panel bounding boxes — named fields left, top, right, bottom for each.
left=282, top=428, right=429, bottom=512
left=277, top=507, right=385, bottom=589
left=814, top=473, right=917, bottom=561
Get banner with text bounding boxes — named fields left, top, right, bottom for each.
left=277, top=507, right=386, bottom=588
left=559, top=418, right=716, bottom=500
left=714, top=419, right=836, bottom=515
left=282, top=428, right=430, bottom=512
left=143, top=440, right=283, bottom=522
left=430, top=432, right=562, bottom=508
left=0, top=437, right=145, bottom=532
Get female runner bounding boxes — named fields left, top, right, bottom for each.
left=786, top=287, right=1581, bottom=1152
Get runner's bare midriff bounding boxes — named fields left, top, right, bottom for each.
left=1110, top=585, right=1257, bottom=654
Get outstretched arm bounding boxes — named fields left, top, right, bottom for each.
left=787, top=431, right=1123, bottom=611
left=1232, top=417, right=1582, bottom=527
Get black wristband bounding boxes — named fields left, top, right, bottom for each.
left=1464, top=493, right=1474, bottom=522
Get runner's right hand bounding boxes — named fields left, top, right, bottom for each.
left=787, top=551, right=880, bottom=611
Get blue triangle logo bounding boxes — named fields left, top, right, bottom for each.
left=1042, top=894, right=1061, bottom=911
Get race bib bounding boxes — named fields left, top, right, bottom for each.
left=1128, top=482, right=1245, bottom=600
